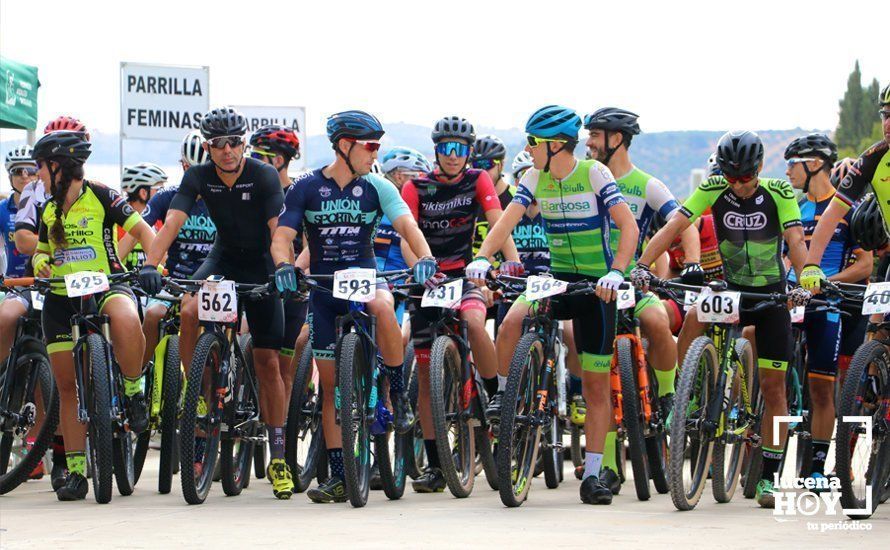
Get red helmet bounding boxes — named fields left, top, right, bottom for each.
left=249, top=125, right=301, bottom=159
left=44, top=116, right=90, bottom=141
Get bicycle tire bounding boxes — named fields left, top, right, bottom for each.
left=497, top=332, right=542, bottom=507
left=618, top=338, right=650, bottom=501
left=405, top=354, right=426, bottom=480
left=836, top=340, right=890, bottom=519
left=669, top=335, right=717, bottom=511
left=477, top=425, right=499, bottom=491
left=158, top=335, right=181, bottom=494
left=113, top=430, right=137, bottom=496
left=337, top=332, right=372, bottom=507
left=286, top=344, right=322, bottom=493
left=375, top=428, right=407, bottom=500
left=86, top=334, right=115, bottom=504
left=429, top=334, right=475, bottom=498
left=179, top=333, right=224, bottom=505
left=712, top=338, right=753, bottom=503
left=221, top=343, right=258, bottom=496
left=0, top=352, right=58, bottom=494
left=237, top=333, right=264, bottom=484
left=542, top=412, right=561, bottom=489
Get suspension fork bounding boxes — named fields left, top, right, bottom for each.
left=702, top=325, right=731, bottom=438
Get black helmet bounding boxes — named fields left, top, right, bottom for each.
left=472, top=134, right=506, bottom=161
left=200, top=107, right=248, bottom=139
left=784, top=133, right=838, bottom=164
left=583, top=107, right=641, bottom=135
left=31, top=131, right=91, bottom=164
left=326, top=110, right=385, bottom=142
left=850, top=193, right=888, bottom=251
left=880, top=82, right=890, bottom=106
left=432, top=116, right=475, bottom=144
left=716, top=130, right=764, bottom=178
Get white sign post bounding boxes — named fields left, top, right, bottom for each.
left=235, top=105, right=307, bottom=171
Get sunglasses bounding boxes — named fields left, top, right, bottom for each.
left=8, top=166, right=38, bottom=177
left=471, top=158, right=501, bottom=170
left=527, top=135, right=567, bottom=147
left=250, top=148, right=277, bottom=161
left=208, top=136, right=245, bottom=149
left=435, top=141, right=470, bottom=157
left=880, top=110, right=890, bottom=121
left=785, top=157, right=813, bottom=168
left=724, top=173, right=756, bottom=184
left=345, top=139, right=382, bottom=152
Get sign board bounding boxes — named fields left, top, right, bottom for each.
left=235, top=105, right=307, bottom=171
left=0, top=57, right=39, bottom=130
left=120, top=62, right=209, bottom=142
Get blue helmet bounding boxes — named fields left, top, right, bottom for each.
left=326, top=110, right=385, bottom=143
left=525, top=105, right=581, bottom=139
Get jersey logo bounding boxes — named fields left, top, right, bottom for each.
left=242, top=192, right=251, bottom=201
left=755, top=195, right=764, bottom=205
left=699, top=177, right=727, bottom=192
left=724, top=212, right=767, bottom=231
left=319, top=186, right=332, bottom=198
left=766, top=180, right=795, bottom=200
left=77, top=217, right=89, bottom=228
left=352, top=186, right=363, bottom=197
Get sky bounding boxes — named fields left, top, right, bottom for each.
left=0, top=0, right=887, bottom=140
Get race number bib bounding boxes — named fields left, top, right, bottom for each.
left=198, top=280, right=237, bottom=323
left=63, top=271, right=110, bottom=298
left=525, top=275, right=568, bottom=301
left=421, top=279, right=463, bottom=309
left=790, top=306, right=805, bottom=323
left=616, top=288, right=636, bottom=310
left=862, top=282, right=890, bottom=315
left=333, top=268, right=376, bottom=303
left=683, top=290, right=700, bottom=312
left=696, top=289, right=741, bottom=324
left=31, top=291, right=45, bottom=311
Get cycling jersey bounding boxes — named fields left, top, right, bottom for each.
left=284, top=179, right=304, bottom=257
left=14, top=180, right=48, bottom=234
left=472, top=185, right=513, bottom=262
left=513, top=159, right=625, bottom=277
left=680, top=176, right=801, bottom=287
left=0, top=196, right=26, bottom=277
left=787, top=188, right=860, bottom=282
left=401, top=168, right=501, bottom=275
left=667, top=214, right=724, bottom=281
left=610, top=166, right=679, bottom=263
left=143, top=186, right=216, bottom=279
left=505, top=186, right=549, bottom=274
left=36, top=181, right=141, bottom=295
left=278, top=169, right=411, bottom=274
left=374, top=214, right=407, bottom=272
left=170, top=158, right=282, bottom=259
left=835, top=140, right=890, bottom=232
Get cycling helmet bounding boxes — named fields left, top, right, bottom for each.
left=472, top=135, right=506, bottom=161
left=784, top=133, right=838, bottom=164
left=707, top=153, right=722, bottom=176
left=370, top=161, right=384, bottom=175
left=582, top=107, right=641, bottom=135
left=181, top=130, right=209, bottom=167
left=880, top=82, right=890, bottom=106
left=5, top=145, right=36, bottom=171
left=200, top=107, right=248, bottom=139
left=431, top=116, right=475, bottom=144
left=326, top=110, right=385, bottom=143
left=44, top=115, right=90, bottom=141
left=850, top=193, right=888, bottom=251
left=715, top=130, right=764, bottom=178
left=381, top=147, right=432, bottom=173
left=525, top=105, right=581, bottom=139
left=830, top=157, right=855, bottom=188
left=511, top=150, right=534, bottom=179
left=249, top=125, right=301, bottom=159
left=121, top=163, right=168, bottom=194
left=31, top=131, right=91, bottom=164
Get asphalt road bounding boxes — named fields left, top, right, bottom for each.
left=1, top=449, right=885, bottom=549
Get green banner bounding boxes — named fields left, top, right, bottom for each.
left=0, top=57, right=40, bottom=130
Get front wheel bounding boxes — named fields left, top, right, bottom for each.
left=220, top=344, right=258, bottom=497
left=712, top=338, right=754, bottom=504
left=85, top=334, right=115, bottom=504
left=337, top=332, right=372, bottom=508
left=158, top=335, right=181, bottom=494
left=286, top=344, right=323, bottom=493
left=618, top=337, right=650, bottom=501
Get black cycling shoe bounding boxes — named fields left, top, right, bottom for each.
left=485, top=391, right=503, bottom=422
left=601, top=467, right=621, bottom=495
left=307, top=476, right=348, bottom=503
left=392, top=392, right=415, bottom=435
left=370, top=463, right=382, bottom=490
left=580, top=475, right=613, bottom=505
left=412, top=468, right=446, bottom=493
left=126, top=392, right=149, bottom=434
left=658, top=394, right=674, bottom=427
left=56, top=472, right=88, bottom=501
left=51, top=461, right=68, bottom=492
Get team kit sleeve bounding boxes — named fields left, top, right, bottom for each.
left=771, top=180, right=802, bottom=229
left=13, top=182, right=38, bottom=232
left=680, top=177, right=722, bottom=223
left=142, top=188, right=173, bottom=226
left=835, top=141, right=886, bottom=208
left=96, top=185, right=142, bottom=231
left=368, top=174, right=411, bottom=221
left=277, top=181, right=306, bottom=231
left=259, top=167, right=285, bottom=222
left=474, top=170, right=504, bottom=213
left=645, top=176, right=681, bottom=218
left=169, top=168, right=200, bottom=214
left=512, top=169, right=540, bottom=208
left=400, top=181, right=421, bottom=221
left=588, top=161, right=626, bottom=208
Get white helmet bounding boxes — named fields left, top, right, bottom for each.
left=511, top=151, right=534, bottom=179
left=181, top=130, right=209, bottom=167
left=5, top=145, right=36, bottom=172
left=381, top=146, right=433, bottom=174
left=370, top=160, right=384, bottom=175
left=121, top=162, right=167, bottom=194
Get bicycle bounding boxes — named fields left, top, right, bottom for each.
left=285, top=336, right=326, bottom=493
left=0, top=279, right=58, bottom=495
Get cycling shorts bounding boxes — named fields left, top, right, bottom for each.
left=800, top=309, right=841, bottom=379
left=408, top=281, right=487, bottom=367
left=42, top=284, right=136, bottom=354
left=282, top=299, right=309, bottom=357
left=308, top=279, right=390, bottom=361
left=633, top=290, right=664, bottom=318
left=731, top=282, right=793, bottom=372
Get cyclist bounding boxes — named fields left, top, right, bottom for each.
left=116, top=163, right=167, bottom=271
left=402, top=116, right=521, bottom=493
left=271, top=110, right=436, bottom=503
left=471, top=134, right=514, bottom=261
left=31, top=131, right=156, bottom=500
left=631, top=130, right=811, bottom=508
left=583, top=107, right=699, bottom=491
left=2, top=145, right=36, bottom=278
left=141, top=107, right=293, bottom=499
left=470, top=105, right=639, bottom=505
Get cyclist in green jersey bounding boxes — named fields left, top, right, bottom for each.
left=631, top=130, right=812, bottom=508
left=470, top=105, right=639, bottom=505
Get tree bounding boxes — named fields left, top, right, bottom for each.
left=836, top=61, right=866, bottom=150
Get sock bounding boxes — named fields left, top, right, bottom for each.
left=584, top=452, right=603, bottom=480
left=602, top=431, right=618, bottom=472
left=497, top=374, right=507, bottom=392
left=194, top=437, right=206, bottom=463
left=761, top=446, right=784, bottom=482
left=482, top=376, right=499, bottom=399
left=122, top=375, right=144, bottom=398
left=654, top=365, right=677, bottom=397
left=268, top=426, right=285, bottom=460
left=424, top=439, right=440, bottom=469
left=53, top=435, right=66, bottom=466
left=384, top=364, right=404, bottom=394
left=65, top=451, right=86, bottom=476
left=569, top=375, right=583, bottom=396
left=811, top=440, right=830, bottom=475
left=328, top=448, right=345, bottom=479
